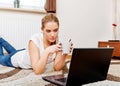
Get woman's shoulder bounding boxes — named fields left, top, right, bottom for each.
left=29, top=32, right=43, bottom=48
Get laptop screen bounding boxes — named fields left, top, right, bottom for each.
left=66, top=48, right=113, bottom=86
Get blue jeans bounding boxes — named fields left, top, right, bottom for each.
left=0, top=38, right=25, bottom=67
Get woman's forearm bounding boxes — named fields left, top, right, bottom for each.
left=54, top=54, right=66, bottom=71
left=54, top=60, right=65, bottom=71
left=33, top=51, right=49, bottom=74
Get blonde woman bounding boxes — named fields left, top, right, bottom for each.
left=0, top=14, right=72, bottom=75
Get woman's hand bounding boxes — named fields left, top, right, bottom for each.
left=69, top=42, right=73, bottom=53
left=45, top=43, right=62, bottom=54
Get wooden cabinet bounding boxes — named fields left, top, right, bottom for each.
left=98, top=41, right=120, bottom=57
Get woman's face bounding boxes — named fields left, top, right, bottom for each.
left=42, top=21, right=59, bottom=43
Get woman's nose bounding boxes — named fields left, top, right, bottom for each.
left=50, top=32, right=55, bottom=36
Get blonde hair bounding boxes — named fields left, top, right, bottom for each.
left=41, top=13, right=59, bottom=30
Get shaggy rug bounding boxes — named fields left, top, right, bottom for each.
left=0, top=58, right=120, bottom=86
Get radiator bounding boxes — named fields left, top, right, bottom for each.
left=0, top=11, right=44, bottom=49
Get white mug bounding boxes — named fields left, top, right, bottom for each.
left=61, top=39, right=71, bottom=54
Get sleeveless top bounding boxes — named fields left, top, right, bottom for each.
left=11, top=32, right=56, bottom=69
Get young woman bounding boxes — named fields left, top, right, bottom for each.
left=0, top=13, right=72, bottom=75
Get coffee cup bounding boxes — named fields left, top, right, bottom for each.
left=61, top=39, right=71, bottom=54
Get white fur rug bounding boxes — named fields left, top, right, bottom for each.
left=0, top=58, right=120, bottom=86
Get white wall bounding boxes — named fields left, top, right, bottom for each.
left=57, top=0, right=113, bottom=48
left=0, top=0, right=113, bottom=49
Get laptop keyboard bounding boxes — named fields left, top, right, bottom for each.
left=55, top=78, right=67, bottom=82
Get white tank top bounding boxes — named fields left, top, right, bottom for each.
left=11, top=32, right=56, bottom=69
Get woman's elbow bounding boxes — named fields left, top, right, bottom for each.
left=34, top=69, right=44, bottom=75
left=33, top=67, right=44, bottom=75
left=34, top=71, right=42, bottom=75
left=54, top=66, right=63, bottom=71
left=55, top=68, right=61, bottom=71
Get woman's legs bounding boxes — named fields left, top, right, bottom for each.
left=0, top=38, right=16, bottom=54
left=0, top=55, right=14, bottom=67
left=0, top=38, right=25, bottom=67
left=0, top=38, right=17, bottom=67
left=0, top=44, right=3, bottom=56
left=0, top=49, right=25, bottom=67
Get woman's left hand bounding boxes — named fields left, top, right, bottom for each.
left=69, top=42, right=73, bottom=53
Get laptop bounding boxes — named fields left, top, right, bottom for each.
left=42, top=48, right=113, bottom=86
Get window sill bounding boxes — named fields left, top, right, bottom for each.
left=0, top=7, right=47, bottom=14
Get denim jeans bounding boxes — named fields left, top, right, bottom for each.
left=0, top=38, right=25, bottom=67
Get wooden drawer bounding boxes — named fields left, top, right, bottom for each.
left=98, top=41, right=120, bottom=57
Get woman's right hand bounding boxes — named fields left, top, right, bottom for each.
left=45, top=43, right=62, bottom=54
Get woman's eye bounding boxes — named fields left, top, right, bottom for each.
left=46, top=30, right=51, bottom=33
left=54, top=29, right=58, bottom=32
